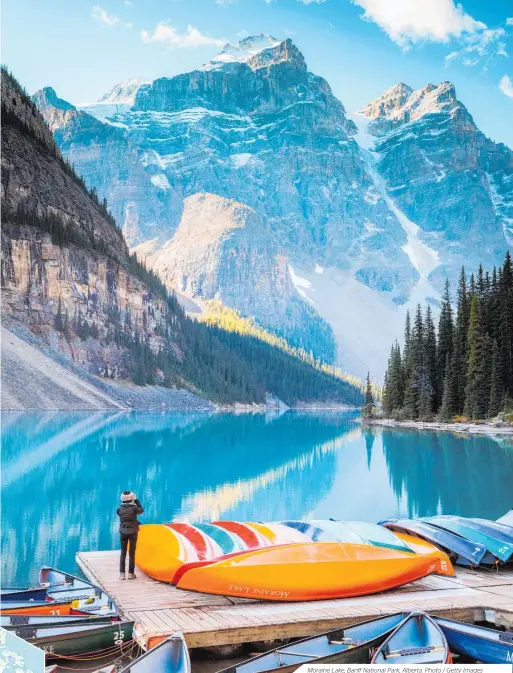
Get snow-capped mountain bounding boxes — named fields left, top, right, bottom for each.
left=33, top=35, right=513, bottom=378
left=98, top=78, right=148, bottom=104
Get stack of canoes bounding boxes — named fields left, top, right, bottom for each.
left=380, top=513, right=513, bottom=567
left=136, top=512, right=513, bottom=600
left=135, top=519, right=456, bottom=600
left=1, top=567, right=134, bottom=663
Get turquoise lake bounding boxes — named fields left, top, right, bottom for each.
left=2, top=411, right=513, bottom=587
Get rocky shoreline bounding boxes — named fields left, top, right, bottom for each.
left=362, top=417, right=513, bottom=436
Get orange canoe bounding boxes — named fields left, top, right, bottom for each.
left=395, top=532, right=456, bottom=577
left=0, top=601, right=76, bottom=616
left=176, top=542, right=439, bottom=601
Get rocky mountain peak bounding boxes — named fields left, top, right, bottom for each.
left=203, top=34, right=305, bottom=73
left=360, top=82, right=413, bottom=119
left=32, top=86, right=76, bottom=112
left=98, top=78, right=149, bottom=105
left=362, top=80, right=468, bottom=132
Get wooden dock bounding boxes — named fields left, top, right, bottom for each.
left=76, top=551, right=513, bottom=650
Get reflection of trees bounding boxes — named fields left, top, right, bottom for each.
left=382, top=429, right=513, bottom=518
left=1, top=412, right=357, bottom=585
left=363, top=430, right=376, bottom=470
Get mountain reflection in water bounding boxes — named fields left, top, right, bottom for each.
left=2, top=411, right=512, bottom=586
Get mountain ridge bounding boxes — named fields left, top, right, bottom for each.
left=31, top=35, right=513, bottom=377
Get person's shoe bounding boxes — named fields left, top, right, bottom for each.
left=127, top=572, right=137, bottom=580
left=119, top=573, right=126, bottom=580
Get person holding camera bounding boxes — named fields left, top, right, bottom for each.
left=117, top=490, right=144, bottom=579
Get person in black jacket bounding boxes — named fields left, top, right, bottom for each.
left=117, top=490, right=144, bottom=579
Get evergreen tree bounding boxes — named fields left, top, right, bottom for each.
left=439, top=355, right=456, bottom=422
left=382, top=253, right=512, bottom=422
left=437, top=279, right=453, bottom=404
left=425, top=305, right=437, bottom=404
left=464, top=295, right=482, bottom=418
left=453, top=267, right=469, bottom=414
left=363, top=372, right=375, bottom=417
left=488, top=339, right=504, bottom=418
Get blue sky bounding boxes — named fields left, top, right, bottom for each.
left=3, top=0, right=512, bottom=146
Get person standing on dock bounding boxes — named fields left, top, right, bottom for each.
left=117, top=490, right=144, bottom=579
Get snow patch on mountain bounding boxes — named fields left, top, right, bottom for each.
left=350, top=111, right=440, bottom=304
left=203, top=34, right=281, bottom=71
left=98, top=78, right=149, bottom=104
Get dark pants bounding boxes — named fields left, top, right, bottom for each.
left=120, top=533, right=138, bottom=573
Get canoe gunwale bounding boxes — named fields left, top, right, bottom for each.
left=217, top=613, right=409, bottom=673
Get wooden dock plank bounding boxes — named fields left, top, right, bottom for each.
left=76, top=551, right=513, bottom=650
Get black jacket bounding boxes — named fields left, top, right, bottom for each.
left=117, top=499, right=144, bottom=535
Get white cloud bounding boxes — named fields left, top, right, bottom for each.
left=141, top=23, right=224, bottom=48
left=445, top=25, right=508, bottom=67
left=499, top=75, right=513, bottom=99
left=215, top=0, right=233, bottom=5
left=507, top=18, right=513, bottom=26
left=297, top=0, right=326, bottom=4
left=92, top=5, right=132, bottom=28
left=350, top=0, right=484, bottom=47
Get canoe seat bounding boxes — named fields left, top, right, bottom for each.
left=328, top=639, right=364, bottom=646
left=383, top=645, right=445, bottom=659
left=276, top=651, right=317, bottom=659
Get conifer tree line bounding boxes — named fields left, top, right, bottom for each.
left=382, top=252, right=513, bottom=421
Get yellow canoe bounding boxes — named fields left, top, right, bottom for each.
left=395, top=532, right=456, bottom=577
left=176, top=542, right=439, bottom=601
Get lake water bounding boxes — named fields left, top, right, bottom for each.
left=2, top=411, right=513, bottom=587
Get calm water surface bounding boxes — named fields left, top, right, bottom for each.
left=2, top=411, right=513, bottom=586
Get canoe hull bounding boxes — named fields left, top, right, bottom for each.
left=219, top=613, right=408, bottom=673
left=435, top=618, right=513, bottom=664
left=177, top=543, right=438, bottom=601
left=10, top=621, right=134, bottom=658
left=372, top=613, right=450, bottom=664
left=119, top=632, right=190, bottom=673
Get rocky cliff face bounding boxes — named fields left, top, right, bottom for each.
left=361, top=81, right=513, bottom=286
left=134, top=193, right=333, bottom=355
left=1, top=69, right=178, bottom=380
left=32, top=36, right=513, bottom=377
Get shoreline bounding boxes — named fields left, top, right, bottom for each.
left=362, top=417, right=513, bottom=436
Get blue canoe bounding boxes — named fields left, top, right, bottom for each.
left=1, top=588, right=48, bottom=602
left=379, top=519, right=490, bottom=566
left=372, top=612, right=450, bottom=663
left=471, top=518, right=513, bottom=538
left=119, top=632, right=190, bottom=673
left=497, top=510, right=513, bottom=527
left=280, top=521, right=336, bottom=542
left=435, top=617, right=513, bottom=664
left=422, top=516, right=513, bottom=563
left=449, top=517, right=513, bottom=544
left=337, top=521, right=414, bottom=554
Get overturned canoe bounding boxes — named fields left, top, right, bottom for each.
left=393, top=533, right=455, bottom=576
left=435, top=617, right=513, bottom=664
left=497, top=510, right=513, bottom=526
left=218, top=613, right=408, bottom=673
left=297, top=520, right=455, bottom=576
left=422, top=516, right=513, bottom=563
left=176, top=542, right=439, bottom=601
left=372, top=612, right=451, bottom=664
left=380, top=519, right=492, bottom=566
